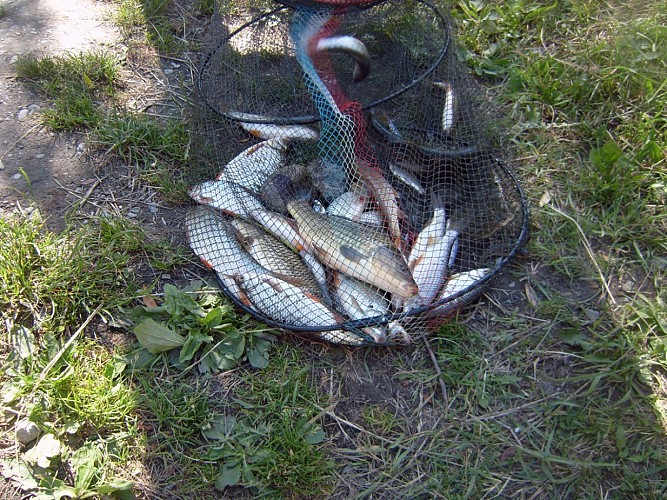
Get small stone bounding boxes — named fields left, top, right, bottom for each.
left=15, top=419, right=40, bottom=444
left=35, top=153, right=46, bottom=159
left=162, top=274, right=172, bottom=280
left=17, top=108, right=28, bottom=121
left=27, top=104, right=40, bottom=113
left=163, top=68, right=174, bottom=75
left=0, top=159, right=4, bottom=170
left=12, top=173, right=21, bottom=180
left=148, top=204, right=159, bottom=214
left=621, top=281, right=635, bottom=293
left=128, top=207, right=140, bottom=218
left=583, top=308, right=601, bottom=322
left=9, top=55, right=18, bottom=64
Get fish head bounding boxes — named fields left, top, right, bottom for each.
left=370, top=246, right=419, bottom=298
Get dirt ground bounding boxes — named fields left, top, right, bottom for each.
left=0, top=0, right=123, bottom=231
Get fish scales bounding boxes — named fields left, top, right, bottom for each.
left=286, top=198, right=418, bottom=298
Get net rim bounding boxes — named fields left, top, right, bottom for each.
left=208, top=157, right=530, bottom=344
left=197, top=0, right=451, bottom=125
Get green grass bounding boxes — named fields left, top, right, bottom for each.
left=13, top=51, right=120, bottom=131
left=3, top=0, right=667, bottom=498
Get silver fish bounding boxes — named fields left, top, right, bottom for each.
left=227, top=112, right=319, bottom=142
left=185, top=206, right=263, bottom=304
left=357, top=210, right=384, bottom=227
left=286, top=196, right=418, bottom=298
left=407, top=193, right=447, bottom=269
left=429, top=268, right=490, bottom=316
left=249, top=208, right=330, bottom=300
left=237, top=270, right=345, bottom=332
left=433, top=81, right=457, bottom=133
left=326, top=190, right=368, bottom=221
left=333, top=272, right=389, bottom=344
left=188, top=179, right=264, bottom=218
left=230, top=219, right=323, bottom=299
left=389, top=162, right=426, bottom=195
left=315, top=35, right=371, bottom=83
left=219, top=139, right=286, bottom=192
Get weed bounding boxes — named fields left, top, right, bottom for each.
left=13, top=51, right=120, bottom=131
left=93, top=113, right=194, bottom=203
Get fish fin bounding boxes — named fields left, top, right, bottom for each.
left=261, top=275, right=285, bottom=293
left=340, top=245, right=367, bottom=262
left=199, top=257, right=214, bottom=270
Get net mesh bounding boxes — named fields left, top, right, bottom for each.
left=188, top=0, right=529, bottom=346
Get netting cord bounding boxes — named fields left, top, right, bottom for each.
left=197, top=0, right=451, bottom=125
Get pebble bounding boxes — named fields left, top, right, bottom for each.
left=9, top=55, right=18, bottom=64
left=162, top=274, right=172, bottom=280
left=128, top=207, right=140, bottom=218
left=15, top=419, right=40, bottom=445
left=35, top=153, right=45, bottom=159
left=621, top=281, right=635, bottom=293
left=0, top=159, right=4, bottom=170
left=17, top=108, right=28, bottom=121
left=583, top=308, right=601, bottom=322
left=148, top=203, right=159, bottom=214
left=163, top=68, right=174, bottom=75
left=28, top=104, right=40, bottom=113
left=12, top=173, right=21, bottom=180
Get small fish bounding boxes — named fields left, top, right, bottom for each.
left=227, top=112, right=319, bottom=142
left=260, top=163, right=309, bottom=214
left=407, top=193, right=447, bottom=269
left=429, top=268, right=490, bottom=316
left=326, top=190, right=368, bottom=221
left=315, top=35, right=371, bottom=83
left=357, top=210, right=384, bottom=227
left=271, top=175, right=418, bottom=298
left=188, top=179, right=264, bottom=218
left=433, top=81, right=457, bottom=133
left=388, top=162, right=426, bottom=195
left=219, top=139, right=286, bottom=192
left=231, top=219, right=323, bottom=299
left=333, top=272, right=389, bottom=344
left=185, top=206, right=263, bottom=304
left=355, top=160, right=404, bottom=251
left=236, top=270, right=345, bottom=333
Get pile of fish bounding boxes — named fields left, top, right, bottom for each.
left=185, top=129, right=490, bottom=346
left=185, top=8, right=492, bottom=346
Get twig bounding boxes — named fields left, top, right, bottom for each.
left=545, top=204, right=617, bottom=305
left=0, top=123, right=42, bottom=161
left=421, top=336, right=449, bottom=411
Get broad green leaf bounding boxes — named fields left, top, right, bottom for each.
left=0, top=457, right=39, bottom=490
left=202, top=307, right=223, bottom=329
left=97, top=478, right=135, bottom=500
left=163, top=283, right=204, bottom=317
left=247, top=347, right=269, bottom=369
left=303, top=426, right=326, bottom=445
left=71, top=443, right=102, bottom=491
left=133, top=318, right=185, bottom=354
left=25, top=433, right=62, bottom=468
left=10, top=325, right=36, bottom=360
left=204, top=445, right=235, bottom=461
left=203, top=415, right=237, bottom=441
left=179, top=331, right=213, bottom=364
left=214, top=464, right=242, bottom=490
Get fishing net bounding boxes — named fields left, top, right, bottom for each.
left=187, top=0, right=529, bottom=346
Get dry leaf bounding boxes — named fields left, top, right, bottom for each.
left=525, top=281, right=539, bottom=308
left=539, top=190, right=551, bottom=207
left=142, top=295, right=158, bottom=308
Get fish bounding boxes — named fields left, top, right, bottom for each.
left=433, top=81, right=457, bottom=133
left=230, top=219, right=323, bottom=299
left=249, top=208, right=330, bottom=300
left=219, top=138, right=286, bottom=193
left=326, top=190, right=368, bottom=221
left=227, top=112, right=319, bottom=142
left=333, top=272, right=389, bottom=344
left=185, top=206, right=263, bottom=304
left=355, top=160, right=404, bottom=251
left=357, top=210, right=384, bottom=227
left=428, top=268, right=490, bottom=316
left=260, top=163, right=309, bottom=213
left=188, top=179, right=264, bottom=218
left=236, top=270, right=346, bottom=333
left=315, top=35, right=371, bottom=83
left=389, top=162, right=426, bottom=195
left=271, top=175, right=418, bottom=298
